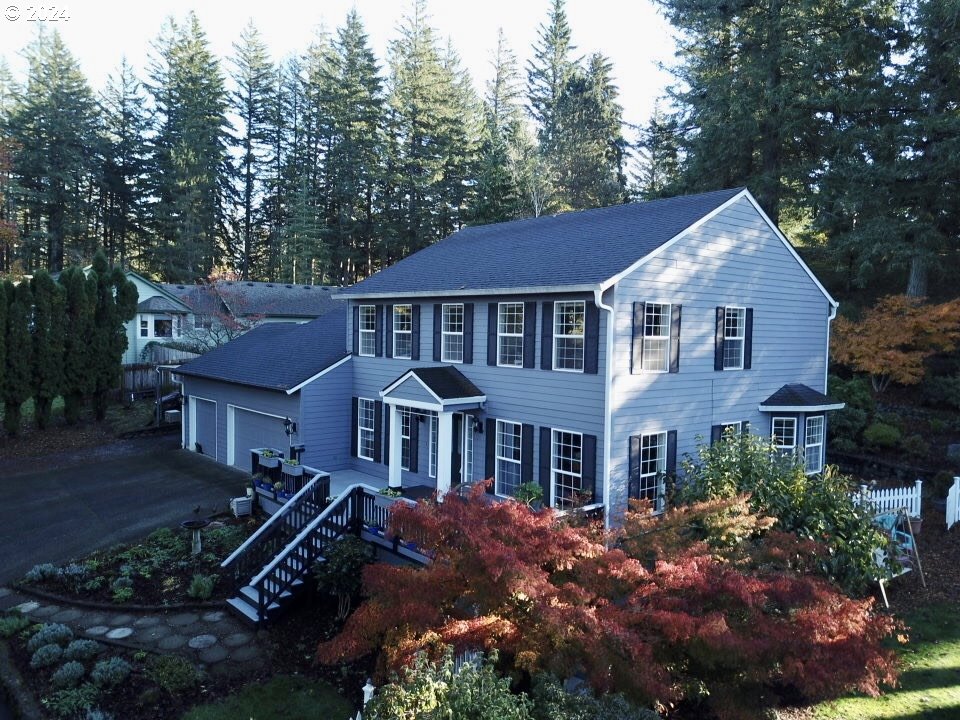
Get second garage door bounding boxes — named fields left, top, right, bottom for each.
left=232, top=408, right=289, bottom=470
left=193, top=398, right=217, bottom=458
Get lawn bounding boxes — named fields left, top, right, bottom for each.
left=813, top=603, right=960, bottom=719
left=182, top=675, right=354, bottom=720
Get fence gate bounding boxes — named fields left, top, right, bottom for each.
left=947, top=477, right=960, bottom=531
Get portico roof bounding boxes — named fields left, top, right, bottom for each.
left=381, top=366, right=486, bottom=409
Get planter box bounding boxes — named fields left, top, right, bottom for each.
left=281, top=462, right=304, bottom=477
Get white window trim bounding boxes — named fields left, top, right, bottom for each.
left=720, top=420, right=743, bottom=437
left=428, top=411, right=438, bottom=478
left=550, top=427, right=583, bottom=508
left=441, top=303, right=465, bottom=364
left=804, top=415, right=825, bottom=475
left=494, top=419, right=523, bottom=497
left=722, top=306, right=746, bottom=371
left=393, top=304, right=413, bottom=360
left=358, top=305, right=377, bottom=357
left=641, top=301, right=671, bottom=374
left=772, top=416, right=797, bottom=452
left=552, top=300, right=585, bottom=373
left=400, top=408, right=412, bottom=471
left=496, top=302, right=524, bottom=368
left=638, top=431, right=667, bottom=513
left=357, top=397, right=375, bottom=461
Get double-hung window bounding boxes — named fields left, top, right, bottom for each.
left=393, top=305, right=413, bottom=359
left=441, top=304, right=464, bottom=363
left=551, top=429, right=583, bottom=508
left=497, top=303, right=524, bottom=367
left=400, top=408, right=413, bottom=470
left=723, top=307, right=746, bottom=369
left=495, top=420, right=522, bottom=496
left=357, top=398, right=375, bottom=460
left=641, top=303, right=671, bottom=372
left=638, top=432, right=667, bottom=511
left=804, top=415, right=825, bottom=474
left=358, top=305, right=377, bottom=357
left=139, top=318, right=148, bottom=337
left=772, top=417, right=797, bottom=455
left=553, top=300, right=585, bottom=371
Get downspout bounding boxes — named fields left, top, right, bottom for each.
left=594, top=286, right=615, bottom=530
left=825, top=301, right=838, bottom=393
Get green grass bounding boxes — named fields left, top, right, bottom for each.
left=181, top=675, right=353, bottom=720
left=0, top=396, right=65, bottom=423
left=813, top=604, right=960, bottom=719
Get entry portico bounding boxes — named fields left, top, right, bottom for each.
left=380, top=367, right=486, bottom=497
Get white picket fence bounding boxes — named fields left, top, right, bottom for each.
left=947, top=477, right=960, bottom=531
left=855, top=479, right=922, bottom=518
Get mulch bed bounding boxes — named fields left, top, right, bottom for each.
left=884, top=507, right=960, bottom=614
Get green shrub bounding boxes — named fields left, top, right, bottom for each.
left=863, top=422, right=902, bottom=449
left=930, top=470, right=957, bottom=499
left=41, top=683, right=99, bottom=719
left=922, top=373, right=960, bottom=410
left=30, top=643, right=64, bottom=669
left=313, top=535, right=376, bottom=620
left=91, top=657, right=132, bottom=687
left=145, top=655, right=201, bottom=694
left=187, top=574, right=216, bottom=601
left=110, top=576, right=134, bottom=603
left=58, top=563, right=90, bottom=593
left=827, top=375, right=875, bottom=447
left=63, top=639, right=102, bottom=662
left=51, top=661, right=86, bottom=689
left=0, top=612, right=30, bottom=638
left=903, top=433, right=931, bottom=459
left=27, top=623, right=74, bottom=653
left=23, top=563, right=59, bottom=583
left=204, top=524, right=249, bottom=554
left=531, top=674, right=662, bottom=720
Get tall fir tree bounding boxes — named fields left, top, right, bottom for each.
left=29, top=269, right=65, bottom=429
left=146, top=13, right=232, bottom=281
left=60, top=265, right=94, bottom=425
left=2, top=280, right=32, bottom=435
left=634, top=102, right=681, bottom=199
left=88, top=250, right=137, bottom=421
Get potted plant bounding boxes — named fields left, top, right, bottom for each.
left=379, top=487, right=402, bottom=498
left=281, top=458, right=304, bottom=477
left=258, top=448, right=281, bottom=469
left=515, top=482, right=544, bottom=509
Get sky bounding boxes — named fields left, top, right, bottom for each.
left=0, top=0, right=677, bottom=130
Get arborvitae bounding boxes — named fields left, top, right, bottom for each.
left=89, top=250, right=137, bottom=421
left=29, top=270, right=65, bottom=429
left=2, top=280, right=32, bottom=436
left=60, top=266, right=94, bottom=425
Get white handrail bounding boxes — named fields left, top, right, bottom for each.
left=221, top=472, right=326, bottom=568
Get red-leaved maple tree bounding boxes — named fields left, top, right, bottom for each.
left=317, top=487, right=900, bottom=719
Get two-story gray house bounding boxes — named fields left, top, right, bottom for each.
left=178, top=187, right=841, bottom=525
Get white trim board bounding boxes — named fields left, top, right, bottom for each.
left=285, top=354, right=351, bottom=395
left=759, top=403, right=845, bottom=413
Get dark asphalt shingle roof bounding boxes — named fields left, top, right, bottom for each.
left=137, top=296, right=188, bottom=313
left=385, top=366, right=484, bottom=401
left=340, top=188, right=744, bottom=296
left=162, top=281, right=342, bottom=318
left=760, top=384, right=843, bottom=409
left=176, top=305, right=348, bottom=392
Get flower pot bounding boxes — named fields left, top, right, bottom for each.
left=259, top=455, right=280, bottom=469
left=282, top=462, right=304, bottom=477
left=909, top=516, right=923, bottom=536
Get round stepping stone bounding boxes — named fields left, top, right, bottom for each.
left=106, top=627, right=133, bottom=640
left=85, top=625, right=110, bottom=636
left=84, top=613, right=108, bottom=626
left=133, top=616, right=160, bottom=628
left=31, top=605, right=60, bottom=618
left=51, top=609, right=84, bottom=623
left=168, top=612, right=200, bottom=627
left=188, top=634, right=217, bottom=650
left=222, top=632, right=252, bottom=648
left=199, top=645, right=229, bottom=664
left=157, top=634, right=188, bottom=651
left=201, top=610, right=225, bottom=622
left=13, top=601, right=40, bottom=614
left=229, top=644, right=261, bottom=662
left=138, top=624, right=172, bottom=642
left=109, top=614, right=135, bottom=626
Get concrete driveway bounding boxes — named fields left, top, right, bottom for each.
left=0, top=436, right=250, bottom=585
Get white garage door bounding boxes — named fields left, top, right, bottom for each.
left=193, top=398, right=217, bottom=458
left=232, top=408, right=288, bottom=471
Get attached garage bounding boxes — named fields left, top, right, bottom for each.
left=191, top=398, right=217, bottom=458
left=229, top=407, right=289, bottom=471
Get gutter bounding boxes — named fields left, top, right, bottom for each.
left=594, top=286, right=615, bottom=530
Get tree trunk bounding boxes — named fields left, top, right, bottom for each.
left=906, top=255, right=927, bottom=298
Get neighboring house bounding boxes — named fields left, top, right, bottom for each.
left=115, top=271, right=195, bottom=366
left=178, top=187, right=843, bottom=525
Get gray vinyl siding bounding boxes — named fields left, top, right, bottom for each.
left=386, top=376, right=438, bottom=405
left=299, top=359, right=353, bottom=471
left=349, top=294, right=607, bottom=499
left=608, top=196, right=832, bottom=514
left=181, top=377, right=299, bottom=466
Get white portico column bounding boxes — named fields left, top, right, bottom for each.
left=436, top=410, right=454, bottom=500
left=388, top=403, right=403, bottom=489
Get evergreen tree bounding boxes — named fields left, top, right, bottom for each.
left=0, top=278, right=5, bottom=415
left=527, top=0, right=577, bottom=159
left=634, top=103, right=681, bottom=199
left=29, top=269, right=65, bottom=429
left=88, top=250, right=137, bottom=421
left=146, top=13, right=231, bottom=281
left=60, top=265, right=94, bottom=425
left=2, top=280, right=32, bottom=436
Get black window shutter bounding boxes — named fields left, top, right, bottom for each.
left=485, top=418, right=497, bottom=494
left=463, top=303, right=474, bottom=364
left=581, top=434, right=597, bottom=500
left=666, top=430, right=678, bottom=477
left=521, top=424, right=534, bottom=485
left=632, top=302, right=645, bottom=374
left=669, top=304, right=682, bottom=373
left=523, top=302, right=537, bottom=369
left=373, top=401, right=383, bottom=464
left=487, top=303, right=498, bottom=366
left=409, top=419, right=419, bottom=473
left=710, top=424, right=722, bottom=445
left=411, top=305, right=420, bottom=360
left=433, top=304, right=442, bottom=362
left=584, top=303, right=599, bottom=374
left=714, top=306, right=725, bottom=371
left=385, top=305, right=394, bottom=359
left=383, top=407, right=391, bottom=466
left=628, top=436, right=640, bottom=499
left=350, top=397, right=359, bottom=457
left=744, top=308, right=754, bottom=369
left=374, top=304, right=384, bottom=357
left=539, top=427, right=552, bottom=504
left=352, top=306, right=360, bottom=355
left=541, top=302, right=554, bottom=370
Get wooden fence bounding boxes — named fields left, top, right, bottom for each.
left=855, top=479, right=923, bottom=518
left=121, top=364, right=180, bottom=398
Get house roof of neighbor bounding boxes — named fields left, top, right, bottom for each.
left=175, top=304, right=348, bottom=392
left=136, top=296, right=190, bottom=313
left=339, top=188, right=746, bottom=297
left=162, top=281, right=342, bottom=319
left=759, top=383, right=845, bottom=411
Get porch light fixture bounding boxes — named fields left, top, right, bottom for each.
left=283, top=417, right=297, bottom=436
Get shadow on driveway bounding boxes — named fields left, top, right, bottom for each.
left=0, top=436, right=249, bottom=585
